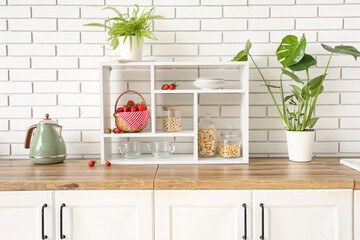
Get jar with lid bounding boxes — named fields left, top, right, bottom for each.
left=162, top=106, right=182, bottom=132
left=198, top=115, right=217, bottom=157
left=219, top=125, right=242, bottom=158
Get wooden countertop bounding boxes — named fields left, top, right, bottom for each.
left=1, top=158, right=360, bottom=191
left=155, top=158, right=360, bottom=190
left=0, top=159, right=158, bottom=191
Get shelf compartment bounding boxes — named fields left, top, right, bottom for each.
left=107, top=154, right=196, bottom=164
left=106, top=154, right=246, bottom=165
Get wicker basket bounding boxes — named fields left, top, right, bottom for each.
left=113, top=90, right=149, bottom=133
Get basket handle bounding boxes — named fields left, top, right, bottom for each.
left=114, top=90, right=148, bottom=113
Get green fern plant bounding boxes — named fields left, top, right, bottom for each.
left=84, top=5, right=163, bottom=50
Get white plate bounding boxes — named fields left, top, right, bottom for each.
left=195, top=78, right=224, bottom=83
left=194, top=80, right=225, bottom=84
left=193, top=82, right=225, bottom=90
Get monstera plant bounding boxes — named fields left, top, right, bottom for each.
left=233, top=34, right=360, bottom=162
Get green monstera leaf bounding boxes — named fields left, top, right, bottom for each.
left=288, top=54, right=317, bottom=71
left=322, top=44, right=360, bottom=60
left=276, top=35, right=307, bottom=68
left=232, top=40, right=252, bottom=61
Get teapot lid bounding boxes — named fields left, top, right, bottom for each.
left=38, top=114, right=58, bottom=125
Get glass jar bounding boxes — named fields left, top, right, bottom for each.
left=162, top=106, right=182, bottom=132
left=219, top=125, right=242, bottom=158
left=198, top=115, right=217, bottom=157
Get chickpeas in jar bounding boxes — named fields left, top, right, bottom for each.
left=162, top=106, right=182, bottom=132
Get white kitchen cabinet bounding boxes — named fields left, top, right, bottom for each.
left=155, top=190, right=252, bottom=240
left=55, top=190, right=153, bottom=240
left=253, top=190, right=353, bottom=240
left=0, top=191, right=54, bottom=240
left=155, top=190, right=353, bottom=240
left=352, top=190, right=360, bottom=240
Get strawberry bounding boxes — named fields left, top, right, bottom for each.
left=169, top=83, right=177, bottom=90
left=113, top=127, right=117, bottom=133
left=115, top=128, right=121, bottom=134
left=127, top=100, right=135, bottom=106
left=88, top=160, right=96, bottom=167
left=137, top=103, right=146, bottom=111
left=117, top=107, right=123, bottom=113
left=162, top=84, right=169, bottom=90
left=105, top=128, right=111, bottom=134
left=106, top=161, right=111, bottom=166
left=123, top=105, right=130, bottom=112
left=130, top=106, right=137, bottom=112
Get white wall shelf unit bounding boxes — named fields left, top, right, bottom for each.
left=100, top=61, right=249, bottom=165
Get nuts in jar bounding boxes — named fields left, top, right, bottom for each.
left=198, top=128, right=217, bottom=157
left=218, top=125, right=242, bottom=158
left=219, top=144, right=241, bottom=158
left=163, top=116, right=181, bottom=132
left=162, top=106, right=182, bottom=132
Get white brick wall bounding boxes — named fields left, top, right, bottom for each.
left=1, top=1, right=360, bottom=159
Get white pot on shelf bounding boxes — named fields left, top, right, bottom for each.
left=285, top=130, right=315, bottom=162
left=119, top=36, right=143, bottom=61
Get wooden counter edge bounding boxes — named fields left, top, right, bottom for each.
left=353, top=180, right=360, bottom=190
left=0, top=179, right=155, bottom=191
left=154, top=178, right=355, bottom=190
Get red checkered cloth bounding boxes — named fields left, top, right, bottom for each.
left=116, top=110, right=150, bottom=130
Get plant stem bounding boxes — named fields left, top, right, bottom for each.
left=249, top=54, right=290, bottom=130
left=279, top=73, right=289, bottom=129
left=300, top=68, right=310, bottom=130
left=308, top=52, right=333, bottom=119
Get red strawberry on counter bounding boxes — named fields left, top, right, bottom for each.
left=113, top=128, right=117, bottom=133
left=123, top=105, right=130, bottom=112
left=106, top=161, right=111, bottom=166
left=88, top=160, right=96, bottom=167
left=130, top=106, right=137, bottom=112
left=117, top=107, right=123, bottom=113
left=115, top=128, right=121, bottom=134
left=105, top=128, right=111, bottom=134
left=127, top=100, right=135, bottom=106
left=162, top=84, right=169, bottom=90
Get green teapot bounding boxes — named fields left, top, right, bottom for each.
left=25, top=114, right=66, bottom=164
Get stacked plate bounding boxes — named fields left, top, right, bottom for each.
left=193, top=78, right=225, bottom=90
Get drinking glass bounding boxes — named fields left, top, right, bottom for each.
left=119, top=142, right=142, bottom=159
left=148, top=141, right=175, bottom=159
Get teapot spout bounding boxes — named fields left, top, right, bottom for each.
left=52, top=125, right=63, bottom=139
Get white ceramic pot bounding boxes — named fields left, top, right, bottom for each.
left=285, top=130, right=315, bottom=162
left=119, top=36, right=143, bottom=61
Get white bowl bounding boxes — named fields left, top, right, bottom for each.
left=193, top=81, right=225, bottom=90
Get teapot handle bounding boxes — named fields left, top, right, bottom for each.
left=25, top=124, right=37, bottom=149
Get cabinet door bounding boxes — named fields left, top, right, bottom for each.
left=354, top=190, right=360, bottom=240
left=253, top=190, right=352, bottom=240
left=0, top=191, right=54, bottom=240
left=55, top=190, right=153, bottom=240
left=155, top=190, right=252, bottom=240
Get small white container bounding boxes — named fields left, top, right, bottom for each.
left=285, top=130, right=315, bottom=162
left=119, top=36, right=143, bottom=61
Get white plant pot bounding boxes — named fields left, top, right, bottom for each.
left=285, top=130, right=315, bottom=162
left=119, top=36, right=143, bottom=61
